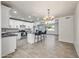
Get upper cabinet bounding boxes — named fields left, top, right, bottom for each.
left=1, top=5, right=11, bottom=28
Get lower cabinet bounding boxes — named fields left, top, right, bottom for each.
left=2, top=36, right=16, bottom=57
left=15, top=33, right=21, bottom=40
left=27, top=33, right=35, bottom=44
left=27, top=33, right=42, bottom=44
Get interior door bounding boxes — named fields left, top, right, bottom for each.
left=59, top=16, right=74, bottom=43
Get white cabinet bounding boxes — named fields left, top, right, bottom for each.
left=27, top=33, right=35, bottom=44
left=15, top=33, right=21, bottom=40
left=27, top=33, right=42, bottom=44
left=2, top=36, right=16, bottom=56
left=9, top=19, right=34, bottom=29
left=1, top=5, right=11, bottom=28
left=9, top=19, right=17, bottom=28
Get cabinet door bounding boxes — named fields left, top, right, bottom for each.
left=8, top=36, right=16, bottom=52
left=2, top=37, right=10, bottom=56
left=1, top=5, right=10, bottom=28
left=2, top=36, right=16, bottom=56
left=9, top=19, right=16, bottom=28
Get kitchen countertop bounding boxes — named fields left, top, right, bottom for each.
left=2, top=33, right=18, bottom=38
left=1, top=28, right=35, bottom=38
left=2, top=31, right=20, bottom=34
left=1, top=32, right=35, bottom=38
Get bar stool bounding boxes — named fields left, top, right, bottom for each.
left=34, top=30, right=41, bottom=42
left=41, top=30, right=47, bottom=39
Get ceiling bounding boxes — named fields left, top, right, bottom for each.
left=1, top=1, right=78, bottom=20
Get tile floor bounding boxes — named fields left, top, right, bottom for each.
left=3, top=35, right=78, bottom=58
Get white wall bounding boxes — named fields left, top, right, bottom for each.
left=74, top=3, right=79, bottom=56
left=59, top=16, right=74, bottom=43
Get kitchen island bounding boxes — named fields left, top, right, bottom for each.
left=27, top=32, right=42, bottom=44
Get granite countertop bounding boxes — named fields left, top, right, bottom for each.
left=2, top=31, right=20, bottom=34
left=2, top=33, right=18, bottom=38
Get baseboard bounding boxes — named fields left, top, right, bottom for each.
left=59, top=39, right=73, bottom=44
left=74, top=43, right=79, bottom=57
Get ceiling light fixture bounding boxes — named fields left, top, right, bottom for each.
left=43, top=9, right=54, bottom=21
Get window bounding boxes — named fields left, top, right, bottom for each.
left=46, top=20, right=55, bottom=31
